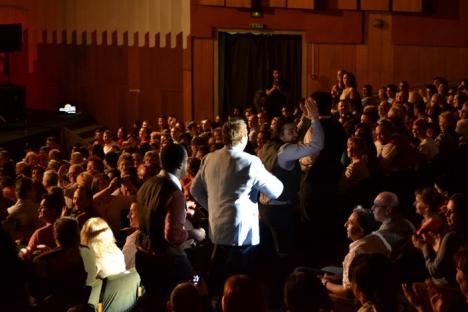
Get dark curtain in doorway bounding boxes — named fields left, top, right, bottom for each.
left=219, top=32, right=302, bottom=117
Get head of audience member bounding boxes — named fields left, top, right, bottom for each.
left=378, top=88, right=388, bottom=101
left=257, top=111, right=267, bottom=126
left=343, top=72, right=357, bottom=88
left=15, top=161, right=31, bottom=177
left=158, top=116, right=168, bottom=131
left=454, top=248, right=468, bottom=300
left=346, top=137, right=367, bottom=161
left=86, top=156, right=104, bottom=175
left=201, top=119, right=212, bottom=133
left=186, top=157, right=201, bottom=179
left=458, top=101, right=468, bottom=119
left=72, top=186, right=93, bottom=214
left=439, top=111, right=458, bottom=134
left=256, top=130, right=269, bottom=150
left=386, top=84, right=397, bottom=100
left=94, top=129, right=104, bottom=145
left=311, top=92, right=332, bottom=117
left=167, top=282, right=203, bottom=312
left=414, top=187, right=444, bottom=219
left=375, top=121, right=393, bottom=145
left=168, top=115, right=177, bottom=129
left=80, top=217, right=117, bottom=257
left=137, top=164, right=158, bottom=183
left=276, top=117, right=298, bottom=144
left=345, top=207, right=376, bottom=241
left=48, top=148, right=63, bottom=162
left=142, top=120, right=152, bottom=130
left=336, top=69, right=346, bottom=87
left=76, top=172, right=94, bottom=189
left=39, top=192, right=63, bottom=225
left=139, top=127, right=151, bottom=143
left=54, top=217, right=80, bottom=249
left=412, top=118, right=429, bottom=140
left=222, top=118, right=248, bottom=150
left=362, top=84, right=373, bottom=98
left=283, top=271, right=332, bottom=312
left=456, top=119, right=468, bottom=145
left=66, top=165, right=83, bottom=185
left=117, top=127, right=128, bottom=142
left=371, top=192, right=400, bottom=223
left=161, top=143, right=188, bottom=180
left=90, top=143, right=105, bottom=160
left=102, top=130, right=113, bottom=145
left=91, top=173, right=110, bottom=195
left=15, top=176, right=35, bottom=201
left=24, top=151, right=39, bottom=167
left=31, top=166, right=45, bottom=183
left=222, top=274, right=267, bottom=312
left=128, top=202, right=139, bottom=229
left=445, top=193, right=468, bottom=234
left=70, top=152, right=85, bottom=166
left=348, top=253, right=398, bottom=312
left=42, top=170, right=59, bottom=190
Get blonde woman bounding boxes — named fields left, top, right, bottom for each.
left=80, top=217, right=126, bottom=278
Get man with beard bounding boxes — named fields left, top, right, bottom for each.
left=259, top=98, right=324, bottom=255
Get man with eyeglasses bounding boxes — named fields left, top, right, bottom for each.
left=371, top=191, right=415, bottom=260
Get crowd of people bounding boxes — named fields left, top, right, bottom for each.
left=1, top=71, right=468, bottom=312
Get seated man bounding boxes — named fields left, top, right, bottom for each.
left=372, top=191, right=415, bottom=260
left=319, top=207, right=391, bottom=298
left=3, top=176, right=39, bottom=245
left=31, top=217, right=90, bottom=311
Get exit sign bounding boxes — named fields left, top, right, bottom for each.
left=249, top=23, right=265, bottom=29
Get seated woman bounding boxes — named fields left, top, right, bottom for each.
left=412, top=193, right=468, bottom=287
left=320, top=207, right=391, bottom=298
left=338, top=137, right=370, bottom=195
left=413, top=186, right=446, bottom=237
left=80, top=217, right=126, bottom=278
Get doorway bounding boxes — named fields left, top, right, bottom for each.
left=217, top=31, right=303, bottom=117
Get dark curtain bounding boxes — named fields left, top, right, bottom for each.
left=219, top=32, right=302, bottom=116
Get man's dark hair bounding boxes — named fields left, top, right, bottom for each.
left=284, top=271, right=332, bottom=312
left=15, top=176, right=33, bottom=199
left=310, top=92, right=332, bottom=116
left=42, top=192, right=64, bottom=216
left=160, top=143, right=187, bottom=173
left=276, top=117, right=296, bottom=138
left=54, top=217, right=80, bottom=248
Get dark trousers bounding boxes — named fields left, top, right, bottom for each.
left=135, top=250, right=192, bottom=310
left=209, top=244, right=258, bottom=296
left=259, top=203, right=297, bottom=255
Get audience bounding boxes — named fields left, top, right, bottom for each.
left=1, top=73, right=468, bottom=311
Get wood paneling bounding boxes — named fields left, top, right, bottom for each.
left=392, top=0, right=423, bottom=12
left=267, top=0, right=286, bottom=7
left=193, top=38, right=215, bottom=121
left=200, top=0, right=225, bottom=5
left=287, top=0, right=315, bottom=9
left=337, top=0, right=357, bottom=10
left=226, top=0, right=250, bottom=8
left=360, top=0, right=389, bottom=11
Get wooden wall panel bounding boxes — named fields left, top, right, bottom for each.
left=360, top=0, right=389, bottom=11
left=226, top=0, right=250, bottom=7
left=200, top=0, right=225, bottom=5
left=337, top=0, right=358, bottom=10
left=392, top=0, right=423, bottom=12
left=287, top=0, right=315, bottom=9
left=267, top=0, right=286, bottom=7
left=193, top=38, right=214, bottom=121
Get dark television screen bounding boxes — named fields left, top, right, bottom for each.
left=0, top=24, right=22, bottom=52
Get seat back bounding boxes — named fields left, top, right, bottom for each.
left=100, top=268, right=140, bottom=312
left=88, top=278, right=103, bottom=309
